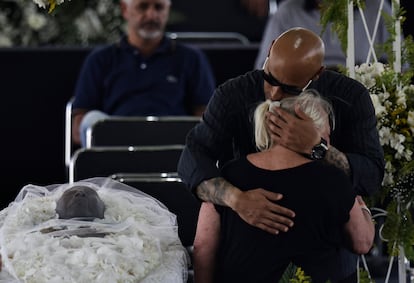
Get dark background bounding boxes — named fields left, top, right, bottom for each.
left=0, top=44, right=259, bottom=209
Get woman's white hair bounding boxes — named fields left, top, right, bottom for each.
left=254, top=89, right=334, bottom=151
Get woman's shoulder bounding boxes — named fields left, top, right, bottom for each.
left=310, top=161, right=353, bottom=189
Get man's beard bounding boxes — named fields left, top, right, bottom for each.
left=138, top=29, right=163, bottom=39
left=136, top=22, right=163, bottom=39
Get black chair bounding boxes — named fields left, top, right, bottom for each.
left=65, top=97, right=75, bottom=168
left=86, top=116, right=200, bottom=148
left=69, top=145, right=184, bottom=183
left=112, top=173, right=201, bottom=247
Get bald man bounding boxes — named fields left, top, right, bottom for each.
left=56, top=186, right=105, bottom=220
left=178, top=27, right=384, bottom=282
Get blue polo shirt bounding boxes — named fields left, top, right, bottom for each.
left=73, top=36, right=215, bottom=116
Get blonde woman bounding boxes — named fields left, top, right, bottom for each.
left=193, top=90, right=375, bottom=283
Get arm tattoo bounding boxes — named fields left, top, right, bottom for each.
left=325, top=146, right=351, bottom=176
left=196, top=177, right=232, bottom=206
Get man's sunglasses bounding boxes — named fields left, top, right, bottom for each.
left=262, top=70, right=312, bottom=96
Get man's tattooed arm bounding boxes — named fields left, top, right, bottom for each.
left=196, top=177, right=239, bottom=207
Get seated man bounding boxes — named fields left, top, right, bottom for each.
left=72, top=0, right=216, bottom=146
left=0, top=177, right=188, bottom=283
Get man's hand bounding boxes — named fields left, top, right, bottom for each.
left=230, top=188, right=295, bottom=235
left=197, top=178, right=295, bottom=235
left=266, top=105, right=319, bottom=155
left=267, top=105, right=351, bottom=175
left=71, top=108, right=90, bottom=146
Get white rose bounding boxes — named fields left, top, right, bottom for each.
left=371, top=62, right=385, bottom=77
left=403, top=149, right=413, bottom=161
left=408, top=111, right=414, bottom=134
left=370, top=94, right=386, bottom=117
left=0, top=35, right=12, bottom=47
left=355, top=63, right=370, bottom=74
left=379, top=126, right=391, bottom=146
left=382, top=171, right=394, bottom=186
left=32, top=0, right=66, bottom=8
left=27, top=13, right=47, bottom=31
left=32, top=0, right=49, bottom=8
left=396, top=89, right=407, bottom=107
left=75, top=9, right=103, bottom=41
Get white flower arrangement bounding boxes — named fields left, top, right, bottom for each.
left=0, top=182, right=188, bottom=283
left=32, top=0, right=65, bottom=11
left=354, top=62, right=414, bottom=187
left=0, top=0, right=122, bottom=46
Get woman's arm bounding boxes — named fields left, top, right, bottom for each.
left=343, top=196, right=375, bottom=254
left=193, top=202, right=221, bottom=283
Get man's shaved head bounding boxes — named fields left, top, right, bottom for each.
left=56, top=186, right=105, bottom=220
left=268, top=27, right=325, bottom=87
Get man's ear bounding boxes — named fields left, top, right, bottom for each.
left=120, top=1, right=128, bottom=20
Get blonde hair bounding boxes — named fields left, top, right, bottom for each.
left=254, top=89, right=334, bottom=151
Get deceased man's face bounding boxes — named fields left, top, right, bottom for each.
left=56, top=186, right=105, bottom=220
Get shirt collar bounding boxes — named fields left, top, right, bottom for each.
left=119, top=35, right=173, bottom=55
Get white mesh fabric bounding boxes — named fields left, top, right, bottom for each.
left=0, top=177, right=188, bottom=283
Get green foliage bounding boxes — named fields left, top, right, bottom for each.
left=278, top=264, right=313, bottom=283
left=320, top=0, right=414, bottom=266
left=320, top=0, right=412, bottom=68
left=320, top=0, right=349, bottom=54
left=379, top=0, right=404, bottom=64
left=381, top=195, right=414, bottom=260
left=320, top=0, right=375, bottom=55
left=278, top=263, right=374, bottom=282
left=279, top=263, right=298, bottom=283
left=403, top=35, right=414, bottom=71
left=290, top=268, right=312, bottom=283
left=358, top=268, right=375, bottom=283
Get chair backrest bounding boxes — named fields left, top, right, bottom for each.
left=112, top=173, right=201, bottom=247
left=166, top=32, right=250, bottom=45
left=69, top=145, right=184, bottom=183
left=86, top=116, right=200, bottom=148
left=65, top=97, right=74, bottom=168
